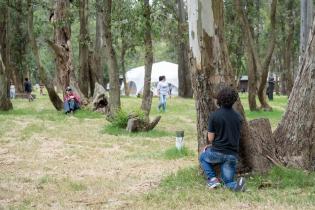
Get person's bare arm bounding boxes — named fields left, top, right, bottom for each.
left=203, top=132, right=215, bottom=152
left=207, top=132, right=215, bottom=144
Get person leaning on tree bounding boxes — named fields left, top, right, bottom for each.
left=199, top=87, right=246, bottom=191
left=63, top=86, right=81, bottom=115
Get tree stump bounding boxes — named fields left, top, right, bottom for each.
left=247, top=118, right=279, bottom=172
left=92, top=82, right=110, bottom=114
left=126, top=116, right=161, bottom=132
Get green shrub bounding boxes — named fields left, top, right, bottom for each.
left=110, top=109, right=129, bottom=128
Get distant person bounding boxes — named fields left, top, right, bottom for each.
left=168, top=83, right=173, bottom=98
left=10, top=81, right=16, bottom=99
left=24, top=78, right=33, bottom=102
left=39, top=83, right=44, bottom=96
left=64, top=86, right=81, bottom=114
left=267, top=77, right=275, bottom=101
left=199, top=87, right=246, bottom=191
left=157, top=75, right=169, bottom=112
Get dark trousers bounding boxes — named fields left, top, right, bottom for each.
left=64, top=100, right=79, bottom=113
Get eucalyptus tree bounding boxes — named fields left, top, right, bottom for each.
left=103, top=0, right=121, bottom=113
left=48, top=0, right=88, bottom=104
left=187, top=0, right=257, bottom=173
left=78, top=0, right=90, bottom=97
left=0, top=53, right=12, bottom=111
left=236, top=0, right=277, bottom=111
left=140, top=0, right=154, bottom=120
left=300, top=0, right=313, bottom=59
left=27, top=0, right=63, bottom=110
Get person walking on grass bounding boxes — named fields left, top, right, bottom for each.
left=157, top=75, right=169, bottom=112
left=64, top=86, right=81, bottom=115
left=24, top=78, right=33, bottom=102
left=10, top=81, right=15, bottom=99
left=199, top=87, right=246, bottom=192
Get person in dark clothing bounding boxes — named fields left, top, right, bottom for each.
left=24, top=78, right=33, bottom=102
left=267, top=77, right=275, bottom=100
left=199, top=87, right=246, bottom=191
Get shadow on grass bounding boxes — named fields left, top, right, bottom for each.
left=103, top=124, right=172, bottom=138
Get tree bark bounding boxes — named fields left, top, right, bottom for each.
left=283, top=0, right=294, bottom=96
left=120, top=37, right=129, bottom=97
left=236, top=0, right=277, bottom=111
left=27, top=0, right=63, bottom=111
left=50, top=0, right=88, bottom=105
left=141, top=0, right=154, bottom=120
left=177, top=0, right=192, bottom=98
left=78, top=0, right=90, bottom=97
left=273, top=20, right=315, bottom=170
left=300, top=0, right=313, bottom=58
left=103, top=0, right=121, bottom=113
left=93, top=0, right=104, bottom=86
left=0, top=53, right=13, bottom=111
left=245, top=41, right=258, bottom=111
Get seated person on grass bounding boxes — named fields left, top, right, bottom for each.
left=199, top=87, right=246, bottom=192
left=64, top=86, right=81, bottom=114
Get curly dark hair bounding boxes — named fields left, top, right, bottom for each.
left=216, top=87, right=239, bottom=108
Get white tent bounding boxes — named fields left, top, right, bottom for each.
left=124, top=61, right=179, bottom=96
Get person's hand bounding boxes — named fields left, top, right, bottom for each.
left=202, top=144, right=210, bottom=152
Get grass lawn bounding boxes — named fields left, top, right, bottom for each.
left=0, top=92, right=314, bottom=210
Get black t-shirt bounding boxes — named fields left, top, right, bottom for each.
left=24, top=81, right=32, bottom=93
left=208, top=107, right=243, bottom=157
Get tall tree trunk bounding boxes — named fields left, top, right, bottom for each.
left=283, top=0, right=294, bottom=96
left=141, top=0, right=154, bottom=120
left=0, top=53, right=12, bottom=111
left=120, top=38, right=129, bottom=97
left=236, top=0, right=277, bottom=111
left=93, top=0, right=104, bottom=86
left=188, top=0, right=258, bottom=173
left=0, top=4, right=12, bottom=111
left=273, top=20, right=315, bottom=170
left=245, top=41, right=258, bottom=111
left=78, top=0, right=90, bottom=97
left=27, top=0, right=63, bottom=110
left=177, top=0, right=192, bottom=98
left=300, top=0, right=313, bottom=58
left=49, top=0, right=88, bottom=105
left=103, top=0, right=121, bottom=113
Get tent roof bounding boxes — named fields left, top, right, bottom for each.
left=126, top=61, right=178, bottom=93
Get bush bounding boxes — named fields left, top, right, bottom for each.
left=109, top=108, right=146, bottom=129
left=110, top=109, right=129, bottom=129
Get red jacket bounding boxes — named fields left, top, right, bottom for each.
left=64, top=92, right=81, bottom=104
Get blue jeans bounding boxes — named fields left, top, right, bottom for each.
left=158, top=95, right=167, bottom=112
left=64, top=100, right=79, bottom=113
left=199, top=148, right=238, bottom=190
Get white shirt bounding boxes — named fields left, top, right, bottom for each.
left=157, top=81, right=169, bottom=95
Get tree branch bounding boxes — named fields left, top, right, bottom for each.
left=46, top=39, right=64, bottom=58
